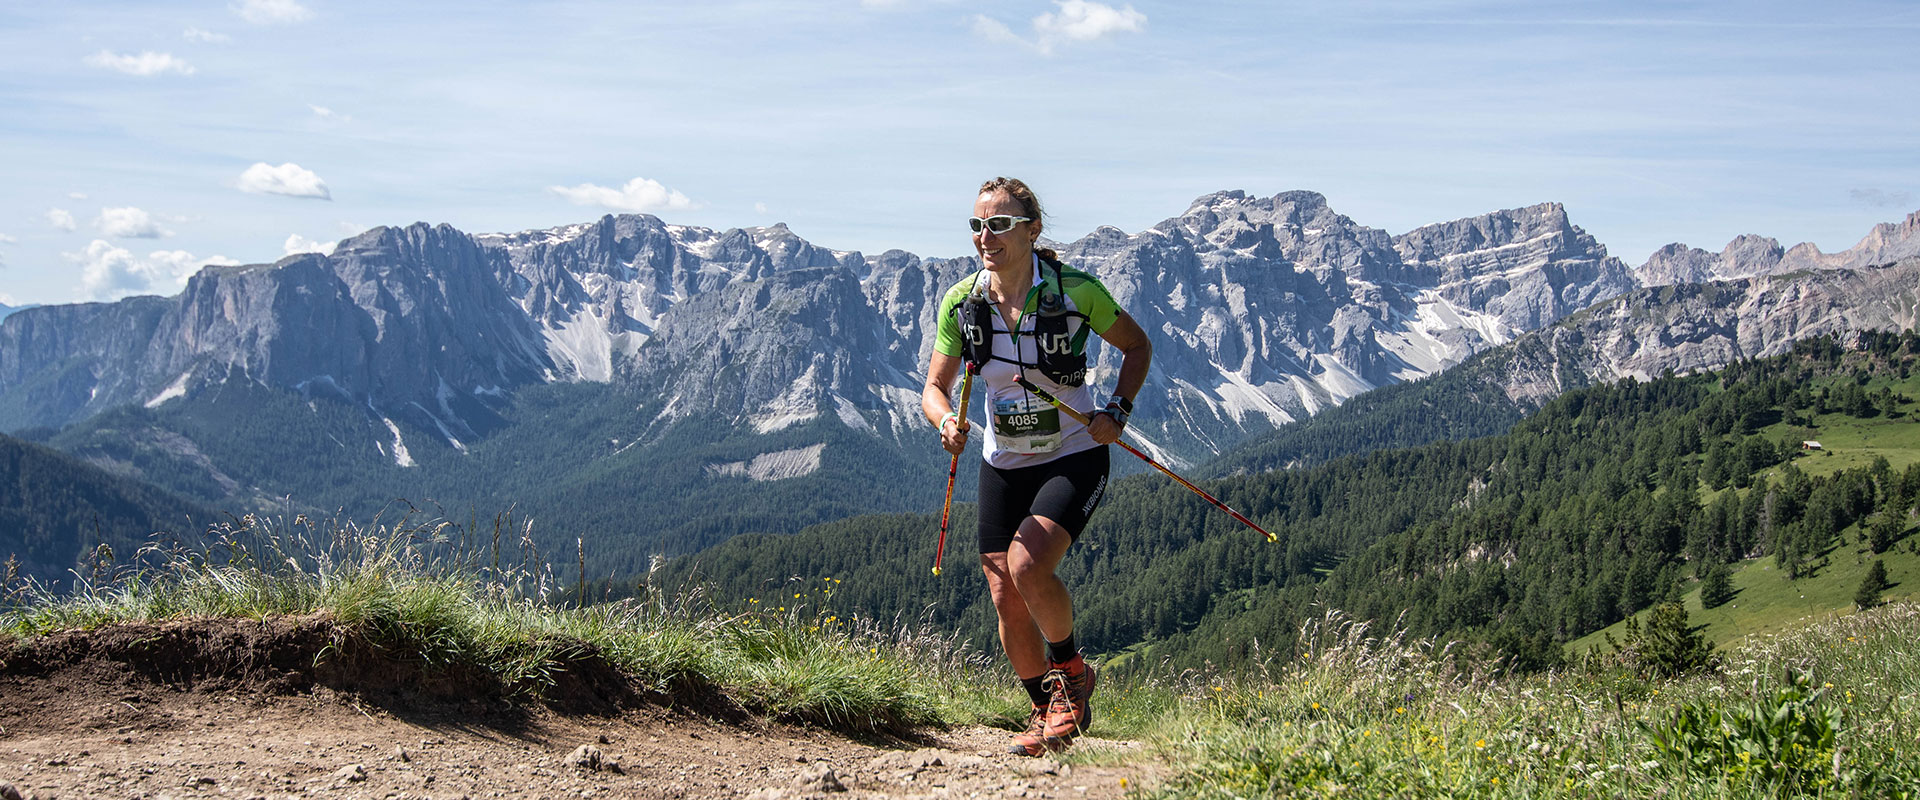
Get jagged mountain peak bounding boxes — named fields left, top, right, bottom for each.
left=1177, top=189, right=1343, bottom=231
left=1392, top=201, right=1580, bottom=261
left=1636, top=208, right=1920, bottom=287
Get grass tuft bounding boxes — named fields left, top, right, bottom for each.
left=0, top=511, right=998, bottom=732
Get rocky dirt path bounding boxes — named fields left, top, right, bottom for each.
left=0, top=621, right=1159, bottom=800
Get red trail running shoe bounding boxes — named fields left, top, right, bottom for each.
left=1041, top=654, right=1096, bottom=741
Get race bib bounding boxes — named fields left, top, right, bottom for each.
left=993, top=396, right=1062, bottom=454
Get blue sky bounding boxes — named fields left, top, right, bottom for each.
left=2, top=0, right=1917, bottom=305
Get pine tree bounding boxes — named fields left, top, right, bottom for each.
left=1855, top=559, right=1889, bottom=610
left=1699, top=563, right=1735, bottom=609
left=1868, top=513, right=1902, bottom=555
left=1633, top=601, right=1714, bottom=677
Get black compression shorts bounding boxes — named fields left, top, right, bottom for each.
left=977, top=446, right=1110, bottom=554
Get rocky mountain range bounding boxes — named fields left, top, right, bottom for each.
left=1637, top=210, right=1920, bottom=287
left=1, top=192, right=1917, bottom=529
left=1489, top=257, right=1920, bottom=408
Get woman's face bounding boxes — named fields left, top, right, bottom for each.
left=973, top=190, right=1038, bottom=275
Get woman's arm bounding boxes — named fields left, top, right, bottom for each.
left=923, top=350, right=971, bottom=454
left=1087, top=311, right=1151, bottom=445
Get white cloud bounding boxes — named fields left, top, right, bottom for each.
left=1035, top=0, right=1146, bottom=43
left=183, top=27, right=231, bottom=43
left=284, top=233, right=338, bottom=256
left=94, top=206, right=173, bottom=239
left=85, top=50, right=196, bottom=76
left=549, top=176, right=698, bottom=213
left=0, top=233, right=16, bottom=244
left=308, top=104, right=350, bottom=122
left=232, top=0, right=313, bottom=25
left=47, top=208, right=77, bottom=232
left=237, top=162, right=332, bottom=199
left=69, top=240, right=239, bottom=300
left=976, top=0, right=1146, bottom=55
left=754, top=202, right=769, bottom=214
left=68, top=192, right=89, bottom=200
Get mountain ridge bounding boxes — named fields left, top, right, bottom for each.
left=3, top=194, right=1917, bottom=564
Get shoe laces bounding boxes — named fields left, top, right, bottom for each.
left=1042, top=669, right=1074, bottom=714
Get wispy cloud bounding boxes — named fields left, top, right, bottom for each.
left=46, top=209, right=76, bottom=232
left=94, top=207, right=173, bottom=238
left=232, top=0, right=312, bottom=25
left=69, top=240, right=238, bottom=300
left=183, top=27, right=231, bottom=43
left=1850, top=188, right=1915, bottom=209
left=975, top=0, right=1146, bottom=55
left=308, top=104, right=350, bottom=122
left=0, top=233, right=17, bottom=244
left=549, top=176, right=697, bottom=213
left=68, top=192, right=88, bottom=201
left=237, top=162, right=332, bottom=199
left=283, top=233, right=337, bottom=256
left=85, top=50, right=196, bottom=76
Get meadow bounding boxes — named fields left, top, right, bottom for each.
left=5, top=511, right=1916, bottom=798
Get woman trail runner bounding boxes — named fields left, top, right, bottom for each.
left=921, top=177, right=1152, bottom=756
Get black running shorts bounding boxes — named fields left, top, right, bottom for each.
left=977, top=446, right=1110, bottom=554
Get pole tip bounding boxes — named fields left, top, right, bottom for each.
left=931, top=566, right=942, bottom=576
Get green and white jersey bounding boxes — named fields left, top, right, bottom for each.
left=933, top=255, right=1122, bottom=469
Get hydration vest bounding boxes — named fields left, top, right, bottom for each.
left=956, top=256, right=1093, bottom=387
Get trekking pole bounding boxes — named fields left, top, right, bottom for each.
left=1013, top=375, right=1277, bottom=542
left=933, top=365, right=977, bottom=575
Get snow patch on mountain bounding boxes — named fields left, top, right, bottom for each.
left=1312, top=354, right=1376, bottom=398
left=379, top=417, right=416, bottom=468
left=1212, top=367, right=1296, bottom=427
left=541, top=313, right=639, bottom=382
left=1289, top=375, right=1324, bottom=416
left=145, top=371, right=192, bottom=408
left=706, top=443, right=827, bottom=481
left=1372, top=291, right=1516, bottom=376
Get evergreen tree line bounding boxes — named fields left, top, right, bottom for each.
left=658, top=331, right=1920, bottom=673
left=0, top=433, right=216, bottom=587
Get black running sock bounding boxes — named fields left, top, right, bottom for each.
left=1047, top=635, right=1078, bottom=665
left=1022, top=675, right=1050, bottom=707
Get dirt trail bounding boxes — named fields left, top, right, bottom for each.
left=0, top=620, right=1157, bottom=799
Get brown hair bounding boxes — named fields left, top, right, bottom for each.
left=978, top=176, right=1057, bottom=262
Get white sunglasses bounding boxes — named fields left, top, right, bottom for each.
left=968, top=215, right=1032, bottom=235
